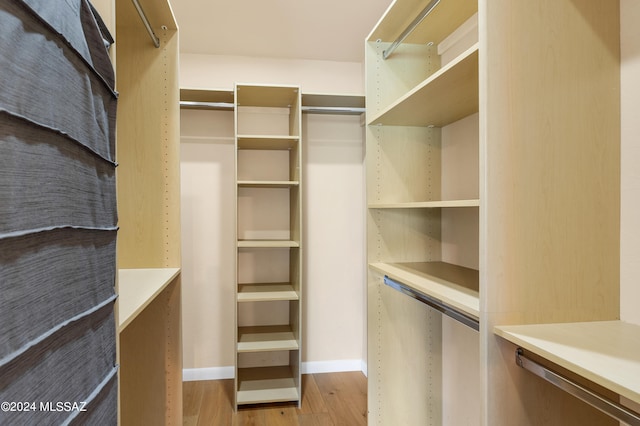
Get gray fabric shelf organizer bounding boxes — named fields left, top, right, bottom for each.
left=0, top=0, right=118, bottom=424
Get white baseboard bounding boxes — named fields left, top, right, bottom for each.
left=183, top=366, right=234, bottom=381
left=183, top=359, right=366, bottom=382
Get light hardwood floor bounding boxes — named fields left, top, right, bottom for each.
left=183, top=372, right=367, bottom=425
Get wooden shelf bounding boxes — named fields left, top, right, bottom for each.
left=236, top=84, right=299, bottom=108
left=237, top=366, right=299, bottom=405
left=494, top=321, right=640, bottom=406
left=368, top=44, right=479, bottom=127
left=118, top=268, right=181, bottom=332
left=237, top=240, right=300, bottom=248
left=237, top=325, right=299, bottom=352
left=368, top=199, right=479, bottom=209
left=238, top=283, right=299, bottom=302
left=238, top=180, right=299, bottom=188
left=369, top=261, right=479, bottom=319
left=237, top=135, right=299, bottom=150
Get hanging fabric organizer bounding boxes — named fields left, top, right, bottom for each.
left=0, top=0, right=118, bottom=424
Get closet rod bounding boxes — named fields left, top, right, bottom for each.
left=515, top=349, right=640, bottom=426
left=383, top=0, right=440, bottom=60
left=383, top=276, right=479, bottom=331
left=179, top=102, right=366, bottom=115
left=132, top=0, right=160, bottom=48
left=180, top=101, right=234, bottom=110
left=301, top=106, right=366, bottom=115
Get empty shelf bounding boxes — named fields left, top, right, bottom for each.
left=237, top=325, right=299, bottom=352
left=118, top=268, right=181, bottom=332
left=237, top=135, right=299, bottom=150
left=368, top=44, right=479, bottom=127
left=237, top=366, right=299, bottom=405
left=238, top=240, right=300, bottom=248
left=370, top=261, right=479, bottom=320
left=237, top=283, right=299, bottom=302
left=368, top=199, right=479, bottom=209
left=238, top=180, right=299, bottom=188
left=494, top=321, right=640, bottom=406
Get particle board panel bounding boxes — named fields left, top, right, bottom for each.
left=494, top=321, right=640, bottom=405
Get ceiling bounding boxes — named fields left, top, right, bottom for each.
left=170, top=0, right=393, bottom=62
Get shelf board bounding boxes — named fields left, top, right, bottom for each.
left=368, top=44, right=479, bottom=127
left=236, top=84, right=299, bottom=108
left=367, top=0, right=477, bottom=45
left=237, top=366, right=299, bottom=405
left=117, top=268, right=181, bottom=332
left=238, top=283, right=299, bottom=302
left=237, top=240, right=300, bottom=248
left=237, top=325, right=299, bottom=352
left=369, top=261, right=479, bottom=319
left=494, top=321, right=640, bottom=406
left=237, top=135, right=299, bottom=150
left=180, top=88, right=234, bottom=110
left=368, top=199, right=479, bottom=209
left=238, top=180, right=299, bottom=188
left=301, top=93, right=365, bottom=115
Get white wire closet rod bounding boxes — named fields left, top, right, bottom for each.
left=382, top=0, right=441, bottom=60
left=132, top=0, right=160, bottom=48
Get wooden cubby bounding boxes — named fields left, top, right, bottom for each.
left=234, top=84, right=303, bottom=408
left=92, top=0, right=182, bottom=424
left=366, top=0, right=624, bottom=425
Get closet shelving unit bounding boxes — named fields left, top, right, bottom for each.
left=94, top=0, right=182, bottom=424
left=233, top=84, right=303, bottom=408
left=367, top=0, right=627, bottom=425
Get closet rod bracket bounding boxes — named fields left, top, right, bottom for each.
left=515, top=348, right=640, bottom=426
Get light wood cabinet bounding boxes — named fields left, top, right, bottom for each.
left=366, top=0, right=626, bottom=424
left=234, top=84, right=303, bottom=408
left=92, top=0, right=182, bottom=424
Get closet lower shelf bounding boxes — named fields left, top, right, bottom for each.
left=237, top=283, right=299, bottom=301
left=494, top=321, right=640, bottom=407
left=369, top=261, right=479, bottom=320
left=237, top=366, right=299, bottom=405
left=237, top=325, right=299, bottom=352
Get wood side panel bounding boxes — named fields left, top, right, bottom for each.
left=481, top=0, right=620, bottom=424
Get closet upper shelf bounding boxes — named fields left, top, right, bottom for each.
left=368, top=44, right=478, bottom=127
left=367, top=0, right=477, bottom=45
left=369, top=261, right=479, bottom=320
left=495, top=321, right=640, bottom=406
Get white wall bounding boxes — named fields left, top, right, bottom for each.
left=180, top=55, right=367, bottom=379
left=181, top=53, right=364, bottom=94
left=621, top=0, right=640, bottom=325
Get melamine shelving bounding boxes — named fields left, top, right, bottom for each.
left=234, top=83, right=302, bottom=409
left=366, top=0, right=622, bottom=424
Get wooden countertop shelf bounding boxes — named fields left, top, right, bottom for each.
left=495, top=320, right=640, bottom=406
left=118, top=268, right=181, bottom=332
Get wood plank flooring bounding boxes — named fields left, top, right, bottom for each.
left=183, top=372, right=367, bottom=426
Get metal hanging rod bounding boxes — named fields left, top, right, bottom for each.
left=515, top=349, right=640, bottom=426
left=383, top=276, right=479, bottom=331
left=383, top=0, right=440, bottom=60
left=180, top=101, right=235, bottom=110
left=301, top=106, right=366, bottom=115
left=131, top=0, right=160, bottom=48
left=179, top=101, right=365, bottom=115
